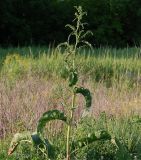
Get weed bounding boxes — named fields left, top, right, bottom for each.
left=8, top=6, right=111, bottom=160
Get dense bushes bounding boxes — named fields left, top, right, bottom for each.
left=0, top=0, right=141, bottom=47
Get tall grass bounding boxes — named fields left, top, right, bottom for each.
left=1, top=46, right=141, bottom=88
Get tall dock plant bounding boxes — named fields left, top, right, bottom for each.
left=58, top=6, right=92, bottom=160
left=57, top=6, right=93, bottom=159
left=8, top=6, right=111, bottom=160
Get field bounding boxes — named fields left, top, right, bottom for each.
left=1, top=46, right=141, bottom=159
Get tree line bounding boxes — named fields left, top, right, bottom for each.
left=0, top=0, right=141, bottom=47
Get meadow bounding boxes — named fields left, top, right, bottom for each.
left=0, top=46, right=141, bottom=159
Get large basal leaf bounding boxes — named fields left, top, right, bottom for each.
left=72, top=130, right=111, bottom=149
left=31, top=132, right=56, bottom=159
left=44, top=139, right=57, bottom=159
left=8, top=132, right=31, bottom=155
left=74, top=87, right=92, bottom=108
left=31, top=132, right=44, bottom=147
left=37, top=109, right=67, bottom=135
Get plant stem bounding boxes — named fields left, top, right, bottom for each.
left=66, top=92, right=76, bottom=160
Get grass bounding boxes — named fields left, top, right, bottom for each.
left=1, top=46, right=141, bottom=159
left=1, top=46, right=141, bottom=86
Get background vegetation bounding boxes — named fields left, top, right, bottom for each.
left=1, top=0, right=141, bottom=47
left=1, top=47, right=141, bottom=159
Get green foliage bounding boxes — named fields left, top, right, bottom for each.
left=31, top=132, right=44, bottom=147
left=6, top=111, right=141, bottom=159
left=74, top=87, right=92, bottom=109
left=72, top=130, right=111, bottom=149
left=37, top=110, right=67, bottom=136
left=59, top=7, right=94, bottom=159
left=1, top=47, right=141, bottom=88
left=8, top=131, right=57, bottom=159
left=68, top=68, right=78, bottom=87
left=57, top=6, right=93, bottom=69
left=114, top=138, right=132, bottom=160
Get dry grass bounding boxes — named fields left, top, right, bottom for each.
left=0, top=74, right=141, bottom=139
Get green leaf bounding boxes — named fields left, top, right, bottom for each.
left=37, top=110, right=67, bottom=135
left=74, top=87, right=92, bottom=108
left=80, top=40, right=93, bottom=49
left=72, top=130, right=111, bottom=149
left=44, top=139, right=57, bottom=159
left=78, top=30, right=85, bottom=37
left=81, top=30, right=93, bottom=39
left=68, top=69, right=78, bottom=87
left=31, top=132, right=56, bottom=159
left=57, top=42, right=69, bottom=51
left=31, top=132, right=44, bottom=147
left=65, top=24, right=76, bottom=32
